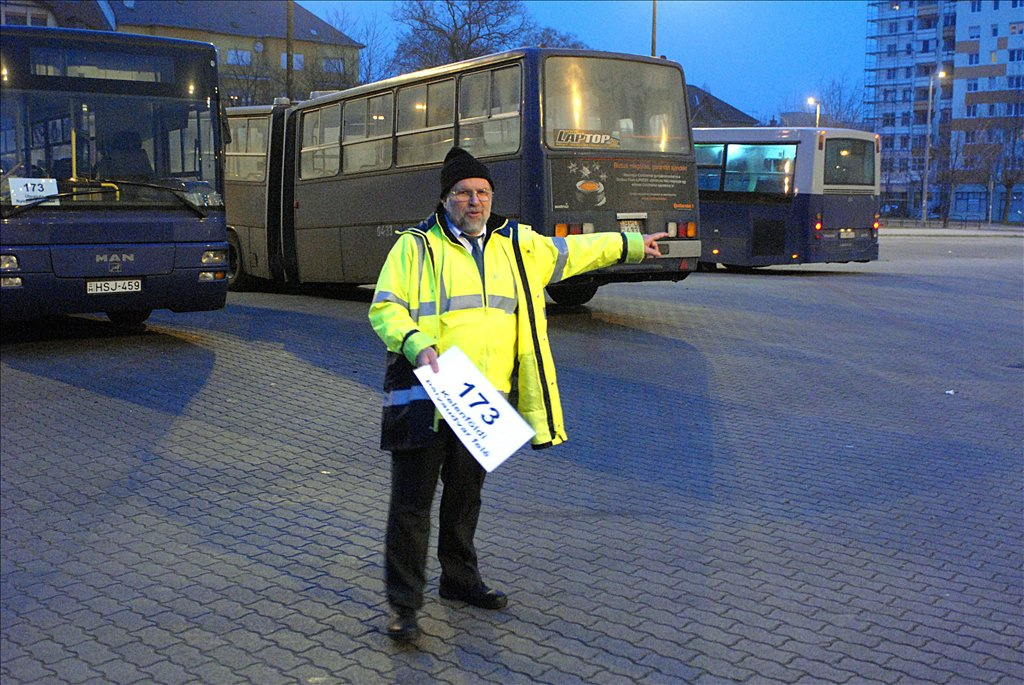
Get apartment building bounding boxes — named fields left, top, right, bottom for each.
left=866, top=0, right=1023, bottom=222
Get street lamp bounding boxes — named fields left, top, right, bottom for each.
left=807, top=97, right=820, bottom=127
left=921, top=69, right=946, bottom=222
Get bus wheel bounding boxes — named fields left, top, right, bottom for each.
left=227, top=233, right=254, bottom=292
left=547, top=282, right=598, bottom=306
left=107, top=309, right=151, bottom=328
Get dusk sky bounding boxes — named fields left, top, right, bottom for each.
left=297, top=0, right=870, bottom=122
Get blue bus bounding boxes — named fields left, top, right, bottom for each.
left=225, top=48, right=701, bottom=306
left=693, top=127, right=880, bottom=270
left=1, top=26, right=228, bottom=326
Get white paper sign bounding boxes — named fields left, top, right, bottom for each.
left=414, top=346, right=535, bottom=472
left=7, top=177, right=59, bottom=206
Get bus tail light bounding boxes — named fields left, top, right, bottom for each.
left=685, top=221, right=697, bottom=238
left=555, top=223, right=584, bottom=236
left=582, top=223, right=595, bottom=234
left=667, top=221, right=678, bottom=237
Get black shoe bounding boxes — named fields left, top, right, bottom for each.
left=439, top=583, right=508, bottom=610
left=386, top=607, right=420, bottom=641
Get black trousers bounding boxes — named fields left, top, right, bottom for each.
left=385, top=422, right=487, bottom=611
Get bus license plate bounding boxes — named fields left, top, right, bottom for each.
left=87, top=279, right=142, bottom=294
left=839, top=229, right=857, bottom=239
left=619, top=219, right=644, bottom=232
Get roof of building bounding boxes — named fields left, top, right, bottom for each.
left=688, top=85, right=758, bottom=127
left=32, top=1, right=116, bottom=30
left=107, top=0, right=360, bottom=46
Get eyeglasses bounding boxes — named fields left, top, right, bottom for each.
left=449, top=188, right=494, bottom=203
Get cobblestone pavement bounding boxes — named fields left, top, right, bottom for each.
left=2, top=235, right=1022, bottom=684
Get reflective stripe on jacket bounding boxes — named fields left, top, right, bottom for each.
left=369, top=206, right=646, bottom=448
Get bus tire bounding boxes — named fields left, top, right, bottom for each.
left=227, top=232, right=255, bottom=292
left=107, top=309, right=151, bottom=328
left=547, top=282, right=599, bottom=306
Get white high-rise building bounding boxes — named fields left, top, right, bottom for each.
left=866, top=0, right=1023, bottom=223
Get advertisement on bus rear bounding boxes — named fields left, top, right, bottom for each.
left=550, top=157, right=695, bottom=212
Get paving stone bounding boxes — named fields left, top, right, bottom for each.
left=2, top=238, right=1021, bottom=685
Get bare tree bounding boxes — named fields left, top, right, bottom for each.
left=390, top=0, right=533, bottom=73
left=776, top=76, right=867, bottom=129
left=321, top=6, right=396, bottom=84
left=222, top=49, right=278, bottom=106
left=524, top=26, right=588, bottom=49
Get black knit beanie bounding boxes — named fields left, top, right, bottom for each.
left=439, top=147, right=494, bottom=199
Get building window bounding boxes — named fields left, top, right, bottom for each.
left=882, top=113, right=896, bottom=126
left=968, top=25, right=980, bottom=38
left=281, top=53, right=305, bottom=70
left=322, top=58, right=345, bottom=74
left=966, top=104, right=978, bottom=117
left=968, top=52, right=980, bottom=64
left=970, top=0, right=981, bottom=10
left=967, top=79, right=979, bottom=91
left=227, top=49, right=252, bottom=66
left=901, top=112, right=911, bottom=126
left=1010, top=22, right=1024, bottom=35
left=1, top=5, right=53, bottom=25
left=1009, top=48, right=1024, bottom=62
left=920, top=39, right=932, bottom=52
left=1009, top=75, right=1024, bottom=88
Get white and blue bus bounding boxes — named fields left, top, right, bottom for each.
left=1, top=26, right=228, bottom=326
left=693, top=127, right=880, bottom=270
left=225, top=48, right=701, bottom=306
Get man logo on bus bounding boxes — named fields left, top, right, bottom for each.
left=96, top=253, right=134, bottom=273
left=556, top=130, right=620, bottom=148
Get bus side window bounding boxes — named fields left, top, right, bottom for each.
left=343, top=93, right=394, bottom=173
left=396, top=79, right=454, bottom=167
left=226, top=117, right=269, bottom=182
left=458, top=65, right=520, bottom=157
left=300, top=104, right=340, bottom=180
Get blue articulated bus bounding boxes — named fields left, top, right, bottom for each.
left=694, top=127, right=880, bottom=270
left=225, top=48, right=701, bottom=306
left=1, top=26, right=228, bottom=326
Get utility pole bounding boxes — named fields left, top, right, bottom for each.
left=286, top=0, right=294, bottom=101
left=651, top=0, right=657, bottom=57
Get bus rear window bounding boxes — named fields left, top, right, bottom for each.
left=824, top=138, right=874, bottom=186
left=544, top=57, right=688, bottom=153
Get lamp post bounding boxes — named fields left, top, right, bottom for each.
left=807, top=97, right=820, bottom=127
left=921, top=70, right=946, bottom=222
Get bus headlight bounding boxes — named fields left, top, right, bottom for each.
left=201, top=250, right=227, bottom=265
left=1, top=276, right=23, bottom=288
left=198, top=271, right=226, bottom=281
left=0, top=255, right=18, bottom=270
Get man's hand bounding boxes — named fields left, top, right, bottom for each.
left=642, top=232, right=670, bottom=258
left=416, top=346, right=440, bottom=373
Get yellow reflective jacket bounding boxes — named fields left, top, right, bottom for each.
left=369, top=207, right=645, bottom=449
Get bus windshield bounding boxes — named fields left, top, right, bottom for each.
left=1, top=41, right=221, bottom=209
left=824, top=138, right=875, bottom=186
left=543, top=56, right=689, bottom=153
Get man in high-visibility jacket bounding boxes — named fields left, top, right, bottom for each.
left=369, top=147, right=666, bottom=641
